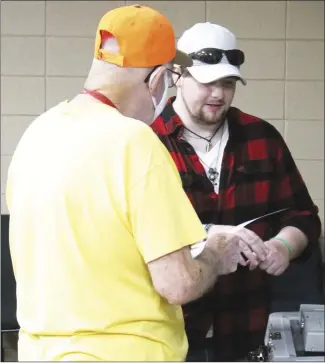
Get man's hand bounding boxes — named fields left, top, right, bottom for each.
left=205, top=233, right=245, bottom=275
left=258, top=239, right=290, bottom=276
left=207, top=225, right=268, bottom=270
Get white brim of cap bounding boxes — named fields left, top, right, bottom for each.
left=187, top=63, right=247, bottom=85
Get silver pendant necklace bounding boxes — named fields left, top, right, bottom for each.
left=197, top=122, right=226, bottom=186
left=206, top=142, right=213, bottom=153
left=183, top=120, right=225, bottom=153
left=207, top=167, right=219, bottom=185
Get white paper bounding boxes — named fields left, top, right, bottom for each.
left=190, top=208, right=288, bottom=259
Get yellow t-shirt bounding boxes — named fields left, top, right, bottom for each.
left=6, top=100, right=206, bottom=361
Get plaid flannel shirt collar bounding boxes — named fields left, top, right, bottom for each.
left=157, top=97, right=183, bottom=137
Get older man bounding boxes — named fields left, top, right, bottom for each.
left=6, top=9, right=246, bottom=361
left=151, top=22, right=321, bottom=361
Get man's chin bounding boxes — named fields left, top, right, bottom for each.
left=201, top=110, right=227, bottom=125
left=201, top=116, right=225, bottom=125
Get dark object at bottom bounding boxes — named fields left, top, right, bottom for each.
left=186, top=339, right=215, bottom=362
left=1, top=331, right=19, bottom=362
left=247, top=345, right=270, bottom=362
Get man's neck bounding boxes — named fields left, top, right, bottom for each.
left=95, top=88, right=127, bottom=112
left=100, top=88, right=153, bottom=125
left=73, top=87, right=152, bottom=123
left=173, top=97, right=223, bottom=138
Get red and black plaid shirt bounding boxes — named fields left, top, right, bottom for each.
left=151, top=97, right=321, bottom=361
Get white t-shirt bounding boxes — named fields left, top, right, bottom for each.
left=183, top=120, right=229, bottom=194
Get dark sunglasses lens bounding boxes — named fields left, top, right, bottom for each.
left=193, top=49, right=223, bottom=64
left=225, top=50, right=245, bottom=66
left=191, top=48, right=245, bottom=66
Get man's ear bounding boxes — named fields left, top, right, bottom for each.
left=148, top=66, right=165, bottom=94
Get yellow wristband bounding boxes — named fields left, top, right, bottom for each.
left=272, top=237, right=292, bottom=258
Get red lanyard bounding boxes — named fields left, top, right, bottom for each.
left=81, top=89, right=117, bottom=109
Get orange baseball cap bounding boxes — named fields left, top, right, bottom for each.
left=94, top=4, right=192, bottom=68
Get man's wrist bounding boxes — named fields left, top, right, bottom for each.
left=270, top=237, right=292, bottom=259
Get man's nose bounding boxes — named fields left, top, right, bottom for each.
left=210, top=84, right=225, bottom=99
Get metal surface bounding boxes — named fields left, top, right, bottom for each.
left=264, top=305, right=325, bottom=362
left=300, top=305, right=324, bottom=352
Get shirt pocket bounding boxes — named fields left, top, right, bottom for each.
left=180, top=171, right=212, bottom=192
left=231, top=159, right=276, bottom=208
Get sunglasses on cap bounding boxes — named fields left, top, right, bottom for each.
left=189, top=48, right=245, bottom=67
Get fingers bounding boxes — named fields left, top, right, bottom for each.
left=238, top=240, right=259, bottom=268
left=210, top=231, right=282, bottom=275
left=261, top=252, right=288, bottom=275
left=273, top=265, right=286, bottom=276
left=211, top=229, right=289, bottom=277
left=225, top=237, right=260, bottom=272
left=258, top=257, right=272, bottom=270
left=230, top=226, right=268, bottom=262
left=259, top=253, right=287, bottom=276
left=250, top=242, right=268, bottom=262
left=238, top=253, right=248, bottom=266
left=210, top=225, right=269, bottom=261
left=265, top=261, right=279, bottom=275
left=241, top=229, right=268, bottom=261
left=265, top=260, right=287, bottom=276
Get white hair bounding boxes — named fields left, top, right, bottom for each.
left=84, top=37, right=151, bottom=92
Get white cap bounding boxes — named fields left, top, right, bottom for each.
left=177, top=22, right=246, bottom=85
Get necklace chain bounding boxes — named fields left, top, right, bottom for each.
left=183, top=120, right=225, bottom=152
left=184, top=122, right=226, bottom=187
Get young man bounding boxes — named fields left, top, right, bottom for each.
left=151, top=22, right=321, bottom=361
left=7, top=10, right=246, bottom=361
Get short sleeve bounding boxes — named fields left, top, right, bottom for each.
left=126, top=126, right=206, bottom=263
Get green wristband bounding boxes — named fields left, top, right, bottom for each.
left=272, top=237, right=292, bottom=258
